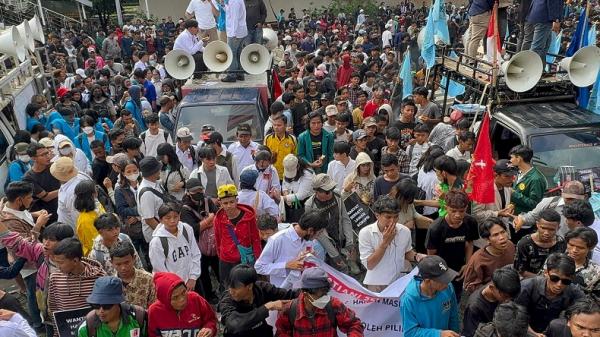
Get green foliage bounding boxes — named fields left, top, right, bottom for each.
left=325, top=0, right=379, bottom=18
left=92, top=0, right=116, bottom=32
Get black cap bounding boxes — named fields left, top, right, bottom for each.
left=139, top=157, right=162, bottom=177
left=494, top=159, right=518, bottom=175
left=186, top=177, right=204, bottom=192
left=237, top=124, right=252, bottom=135
left=201, top=124, right=215, bottom=132
left=320, top=93, right=331, bottom=100
left=417, top=256, right=458, bottom=284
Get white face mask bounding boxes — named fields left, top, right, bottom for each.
left=59, top=147, right=72, bottom=156
left=309, top=294, right=331, bottom=309
left=125, top=172, right=140, bottom=182
left=18, top=155, right=31, bottom=162
left=83, top=126, right=94, bottom=134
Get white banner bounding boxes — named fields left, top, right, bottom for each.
left=306, top=256, right=416, bottom=337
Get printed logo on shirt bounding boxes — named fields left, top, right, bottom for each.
left=172, top=245, right=191, bottom=262
left=444, top=236, right=466, bottom=244
left=188, top=313, right=202, bottom=323
left=130, top=328, right=140, bottom=337
left=442, top=300, right=451, bottom=312
left=159, top=328, right=200, bottom=337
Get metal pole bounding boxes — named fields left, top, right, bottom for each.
left=82, top=3, right=87, bottom=20
left=36, top=0, right=46, bottom=26
left=115, top=0, right=123, bottom=26
left=144, top=0, right=151, bottom=19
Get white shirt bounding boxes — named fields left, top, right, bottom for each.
left=408, top=142, right=430, bottom=176
left=176, top=144, right=197, bottom=172
left=0, top=313, right=36, bottom=337
left=140, top=129, right=173, bottom=158
left=57, top=172, right=90, bottom=229
left=137, top=179, right=165, bottom=242
left=358, top=222, right=412, bottom=286
left=133, top=60, right=147, bottom=71
left=149, top=222, right=202, bottom=282
left=237, top=189, right=279, bottom=218
left=382, top=30, right=393, bottom=48
left=446, top=146, right=471, bottom=162
left=241, top=164, right=281, bottom=195
left=186, top=0, right=218, bottom=29
left=327, top=159, right=357, bottom=194
left=417, top=168, right=439, bottom=216
left=255, top=226, right=318, bottom=287
left=173, top=29, right=205, bottom=55
left=225, top=0, right=248, bottom=38
left=228, top=141, right=259, bottom=179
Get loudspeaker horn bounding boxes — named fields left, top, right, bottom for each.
left=240, top=43, right=270, bottom=75
left=203, top=41, right=232, bottom=72
left=0, top=27, right=27, bottom=62
left=559, top=45, right=600, bottom=87
left=17, top=20, right=35, bottom=52
left=28, top=15, right=45, bottom=44
left=165, top=49, right=195, bottom=79
left=262, top=28, right=278, bottom=50
left=500, top=50, right=543, bottom=92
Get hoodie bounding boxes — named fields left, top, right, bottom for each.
left=214, top=204, right=262, bottom=263
left=149, top=222, right=201, bottom=282
left=336, top=53, right=353, bottom=89
left=47, top=258, right=106, bottom=337
left=400, top=278, right=460, bottom=337
left=148, top=272, right=218, bottom=337
left=124, top=86, right=147, bottom=130
left=46, top=110, right=80, bottom=142
left=342, top=152, right=376, bottom=202
left=53, top=135, right=92, bottom=176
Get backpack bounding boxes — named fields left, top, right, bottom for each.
left=85, top=303, right=146, bottom=337
left=4, top=160, right=28, bottom=190
left=92, top=233, right=132, bottom=264
left=287, top=298, right=337, bottom=334
left=138, top=186, right=178, bottom=204
left=140, top=130, right=169, bottom=147
left=159, top=226, right=191, bottom=268
left=163, top=169, right=186, bottom=194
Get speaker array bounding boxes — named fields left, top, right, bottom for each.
left=0, top=14, right=44, bottom=62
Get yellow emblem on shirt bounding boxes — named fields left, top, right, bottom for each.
left=518, top=183, right=526, bottom=191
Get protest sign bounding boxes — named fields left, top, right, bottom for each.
left=54, top=307, right=90, bottom=337
left=343, top=192, right=376, bottom=230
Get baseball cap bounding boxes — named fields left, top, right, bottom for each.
left=283, top=154, right=298, bottom=179
left=186, top=177, right=204, bottom=192
left=218, top=184, right=238, bottom=199
left=325, top=105, right=338, bottom=117
left=494, top=159, right=518, bottom=175
left=176, top=127, right=193, bottom=141
left=201, top=124, right=215, bottom=132
left=353, top=129, right=367, bottom=141
left=417, top=255, right=458, bottom=284
left=363, top=117, right=377, bottom=127
left=299, top=267, right=330, bottom=289
left=14, top=142, right=29, bottom=155
left=106, top=153, right=128, bottom=167
left=237, top=124, right=252, bottom=136
left=312, top=173, right=337, bottom=191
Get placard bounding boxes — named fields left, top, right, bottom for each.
left=343, top=192, right=376, bottom=230
left=54, top=307, right=90, bottom=337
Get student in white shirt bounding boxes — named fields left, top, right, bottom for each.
left=221, top=0, right=248, bottom=82
left=139, top=114, right=173, bottom=158
left=358, top=196, right=426, bottom=292
left=240, top=150, right=281, bottom=201
left=446, top=131, right=475, bottom=163
left=236, top=170, right=279, bottom=219
left=173, top=19, right=208, bottom=76
left=407, top=124, right=431, bottom=176
left=255, top=210, right=327, bottom=287
left=327, top=142, right=357, bottom=194
left=185, top=0, right=219, bottom=43
left=228, top=124, right=259, bottom=179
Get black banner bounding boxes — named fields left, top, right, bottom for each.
left=343, top=192, right=376, bottom=230
left=54, top=307, right=90, bottom=337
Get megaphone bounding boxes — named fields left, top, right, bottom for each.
left=17, top=20, right=35, bottom=52
left=240, top=44, right=270, bottom=75
left=559, top=45, right=600, bottom=87
left=203, top=41, right=232, bottom=72
left=500, top=50, right=543, bottom=92
left=262, top=28, right=278, bottom=50
left=0, top=27, right=27, bottom=62
left=28, top=15, right=45, bottom=44
left=165, top=49, right=195, bottom=79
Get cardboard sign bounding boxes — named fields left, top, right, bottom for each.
left=343, top=192, right=376, bottom=230
left=54, top=307, right=90, bottom=337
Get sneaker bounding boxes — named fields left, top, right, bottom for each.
left=221, top=75, right=237, bottom=82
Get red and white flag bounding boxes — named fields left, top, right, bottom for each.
left=485, top=4, right=502, bottom=63
left=466, top=112, right=495, bottom=204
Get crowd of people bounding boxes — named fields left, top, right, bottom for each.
left=1, top=0, right=600, bottom=336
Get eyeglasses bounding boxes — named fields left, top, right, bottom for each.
left=90, top=303, right=115, bottom=310
left=548, top=274, right=572, bottom=285
left=317, top=189, right=333, bottom=194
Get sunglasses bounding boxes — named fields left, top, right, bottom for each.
left=548, top=274, right=572, bottom=285
left=90, top=303, right=116, bottom=310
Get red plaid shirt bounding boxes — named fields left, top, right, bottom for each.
left=275, top=293, right=364, bottom=337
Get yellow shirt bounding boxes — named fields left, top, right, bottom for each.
left=352, top=107, right=364, bottom=127
left=76, top=205, right=105, bottom=256
left=264, top=133, right=297, bottom=178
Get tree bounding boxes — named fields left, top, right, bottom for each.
left=92, top=0, right=117, bottom=33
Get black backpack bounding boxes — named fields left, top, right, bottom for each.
left=138, top=186, right=178, bottom=204
left=159, top=226, right=191, bottom=268
left=85, top=303, right=146, bottom=337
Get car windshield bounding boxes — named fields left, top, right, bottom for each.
left=177, top=104, right=263, bottom=144
left=530, top=130, right=600, bottom=186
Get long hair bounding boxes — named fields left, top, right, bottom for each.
left=157, top=143, right=182, bottom=171
left=74, top=180, right=97, bottom=212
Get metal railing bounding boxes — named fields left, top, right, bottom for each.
left=0, top=0, right=83, bottom=32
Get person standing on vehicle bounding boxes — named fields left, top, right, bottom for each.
left=173, top=20, right=208, bottom=77
left=244, top=0, right=267, bottom=45
left=185, top=0, right=220, bottom=43
left=221, top=0, right=247, bottom=82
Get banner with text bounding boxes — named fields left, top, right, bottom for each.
left=307, top=256, right=415, bottom=337
left=54, top=307, right=91, bottom=337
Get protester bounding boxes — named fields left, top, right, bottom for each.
left=109, top=241, right=156, bottom=308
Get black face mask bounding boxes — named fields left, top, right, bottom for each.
left=191, top=192, right=205, bottom=203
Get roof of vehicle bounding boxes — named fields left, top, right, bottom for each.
left=493, top=102, right=600, bottom=137
left=180, top=87, right=260, bottom=105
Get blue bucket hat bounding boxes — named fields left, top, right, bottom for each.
left=87, top=276, right=125, bottom=305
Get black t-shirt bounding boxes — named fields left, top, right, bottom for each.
left=391, top=120, right=416, bottom=149
left=373, top=175, right=409, bottom=201
left=180, top=196, right=219, bottom=241
left=545, top=319, right=571, bottom=337
left=426, top=215, right=479, bottom=271
left=367, top=137, right=387, bottom=175
left=231, top=210, right=245, bottom=226
left=22, top=168, right=61, bottom=224
left=462, top=289, right=498, bottom=337
left=310, top=132, right=323, bottom=160
left=514, top=234, right=566, bottom=274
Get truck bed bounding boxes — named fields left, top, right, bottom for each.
left=181, top=72, right=268, bottom=93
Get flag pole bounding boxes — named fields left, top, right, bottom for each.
left=492, top=1, right=499, bottom=86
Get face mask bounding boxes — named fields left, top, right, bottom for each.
left=191, top=192, right=205, bottom=202
left=18, top=155, right=31, bottom=162
left=59, top=147, right=72, bottom=156
left=309, top=294, right=331, bottom=309
left=149, top=60, right=157, bottom=66
left=125, top=172, right=140, bottom=182
left=83, top=126, right=94, bottom=134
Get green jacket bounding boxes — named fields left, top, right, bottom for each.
left=297, top=128, right=334, bottom=174
left=78, top=304, right=147, bottom=337
left=512, top=166, right=547, bottom=214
